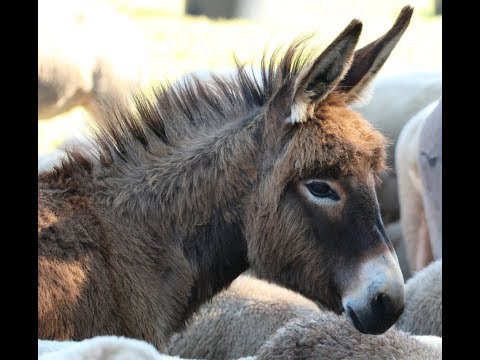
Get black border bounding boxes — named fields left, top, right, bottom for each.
left=31, top=1, right=456, bottom=358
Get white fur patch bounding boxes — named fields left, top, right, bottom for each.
left=38, top=336, right=181, bottom=360
left=342, top=248, right=405, bottom=314
left=300, top=179, right=341, bottom=206
left=348, top=80, right=375, bottom=108
left=287, top=100, right=309, bottom=124
left=413, top=335, right=442, bottom=352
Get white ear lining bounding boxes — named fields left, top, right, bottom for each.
left=287, top=100, right=309, bottom=124
left=288, top=38, right=358, bottom=124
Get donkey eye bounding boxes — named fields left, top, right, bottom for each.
left=306, top=182, right=339, bottom=200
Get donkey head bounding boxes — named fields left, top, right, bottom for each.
left=246, top=6, right=413, bottom=335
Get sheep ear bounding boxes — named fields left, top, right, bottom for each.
left=288, top=20, right=362, bottom=124
left=336, top=6, right=414, bottom=103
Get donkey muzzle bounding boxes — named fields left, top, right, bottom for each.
left=342, top=250, right=405, bottom=335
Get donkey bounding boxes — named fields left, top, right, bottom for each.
left=38, top=6, right=413, bottom=349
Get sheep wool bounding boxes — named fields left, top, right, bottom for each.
left=255, top=313, right=441, bottom=360
left=396, top=259, right=442, bottom=336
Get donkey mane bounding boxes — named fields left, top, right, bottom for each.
left=53, top=37, right=329, bottom=172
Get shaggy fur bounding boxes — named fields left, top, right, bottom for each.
left=396, top=260, right=442, bottom=336
left=38, top=336, right=192, bottom=360
left=166, top=274, right=322, bottom=359
left=413, top=335, right=442, bottom=352
left=255, top=313, right=441, bottom=360
left=168, top=273, right=440, bottom=359
left=38, top=332, right=440, bottom=360
left=39, top=7, right=413, bottom=348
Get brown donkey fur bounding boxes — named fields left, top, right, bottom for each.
left=38, top=7, right=413, bottom=349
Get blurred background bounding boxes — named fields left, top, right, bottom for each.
left=38, top=0, right=441, bottom=154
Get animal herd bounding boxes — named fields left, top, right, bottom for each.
left=38, top=4, right=442, bottom=359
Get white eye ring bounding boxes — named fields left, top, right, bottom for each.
left=301, top=180, right=341, bottom=205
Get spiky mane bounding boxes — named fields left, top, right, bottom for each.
left=57, top=37, right=323, bottom=170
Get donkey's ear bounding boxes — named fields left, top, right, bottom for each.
left=336, top=6, right=414, bottom=103
left=288, top=20, right=362, bottom=124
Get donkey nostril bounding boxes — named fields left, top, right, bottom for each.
left=372, top=293, right=394, bottom=315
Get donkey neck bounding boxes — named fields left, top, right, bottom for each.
left=113, top=111, right=263, bottom=223
left=111, top=109, right=265, bottom=312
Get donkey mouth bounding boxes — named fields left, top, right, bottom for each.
left=314, top=299, right=344, bottom=314
left=346, top=306, right=366, bottom=333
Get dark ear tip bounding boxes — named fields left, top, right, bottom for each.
left=401, top=5, right=415, bottom=14
left=344, top=19, right=363, bottom=37
left=397, top=5, right=414, bottom=25
left=349, top=19, right=363, bottom=31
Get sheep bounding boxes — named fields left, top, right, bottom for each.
left=352, top=72, right=442, bottom=224
left=395, top=99, right=442, bottom=272
left=38, top=336, right=192, bottom=360
left=38, top=0, right=152, bottom=121
left=396, top=259, right=442, bottom=336
left=417, top=100, right=442, bottom=261
left=39, top=336, right=265, bottom=360
left=166, top=274, right=321, bottom=359
left=413, top=335, right=442, bottom=352
left=39, top=331, right=440, bottom=360
left=167, top=274, right=441, bottom=359
left=254, top=313, right=441, bottom=360
left=38, top=269, right=441, bottom=359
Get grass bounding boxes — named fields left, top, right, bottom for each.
left=38, top=0, right=441, bottom=154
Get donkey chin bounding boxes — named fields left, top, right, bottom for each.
left=340, top=250, right=405, bottom=335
